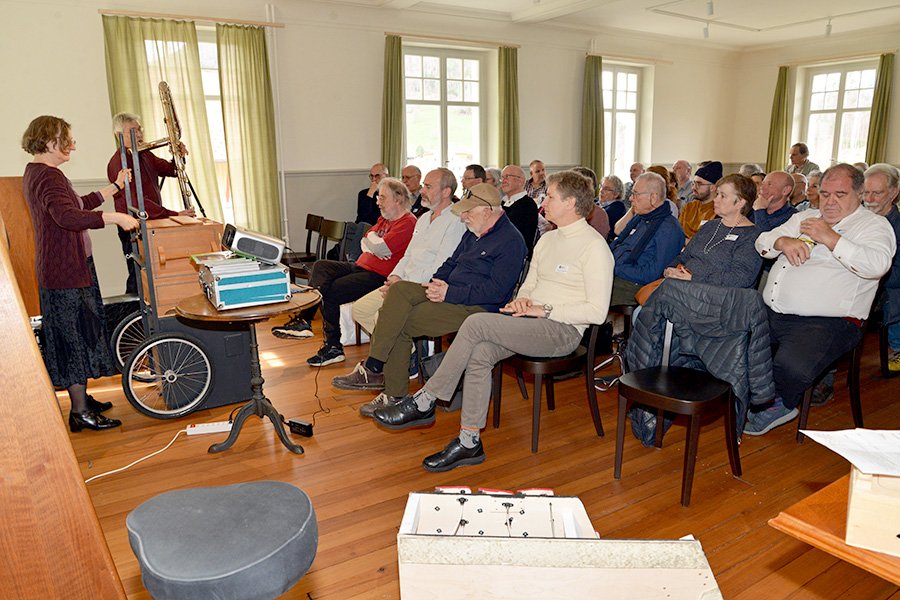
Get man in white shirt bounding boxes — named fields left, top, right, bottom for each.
left=745, top=163, right=895, bottom=435
left=371, top=170, right=614, bottom=471
left=352, top=168, right=467, bottom=336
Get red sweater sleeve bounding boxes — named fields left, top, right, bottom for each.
left=355, top=213, right=418, bottom=277
left=40, top=169, right=105, bottom=231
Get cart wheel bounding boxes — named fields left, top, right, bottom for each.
left=111, top=310, right=146, bottom=370
left=123, top=332, right=214, bottom=419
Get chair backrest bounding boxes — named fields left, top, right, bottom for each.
left=317, top=219, right=346, bottom=259
left=304, top=214, right=324, bottom=254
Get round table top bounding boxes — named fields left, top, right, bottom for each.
left=175, top=289, right=321, bottom=323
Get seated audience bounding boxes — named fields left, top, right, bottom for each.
left=352, top=168, right=467, bottom=336
left=806, top=171, right=821, bottom=209
left=665, top=174, right=762, bottom=288
left=750, top=171, right=796, bottom=232
left=279, top=178, right=417, bottom=365
left=854, top=161, right=869, bottom=172
left=331, top=183, right=527, bottom=416
left=786, top=142, right=820, bottom=176
left=485, top=167, right=502, bottom=191
left=609, top=172, right=685, bottom=306
left=750, top=171, right=765, bottom=194
left=599, top=175, right=627, bottom=237
left=745, top=164, right=895, bottom=435
left=673, top=160, right=693, bottom=208
left=525, top=159, right=548, bottom=205
left=863, top=164, right=900, bottom=371
left=460, top=164, right=485, bottom=196
left=648, top=164, right=680, bottom=218
left=739, top=163, right=763, bottom=178
left=572, top=166, right=610, bottom=239
left=678, top=161, right=723, bottom=239
left=357, top=163, right=388, bottom=225
left=369, top=170, right=614, bottom=471
left=401, top=165, right=425, bottom=217
left=790, top=172, right=809, bottom=211
left=623, top=162, right=644, bottom=206
left=499, top=164, right=539, bottom=257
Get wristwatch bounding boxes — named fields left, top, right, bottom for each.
left=542, top=304, right=553, bottom=319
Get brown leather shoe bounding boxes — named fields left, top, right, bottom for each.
left=332, top=361, right=384, bottom=390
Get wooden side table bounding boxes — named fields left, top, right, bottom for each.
left=769, top=475, right=900, bottom=586
left=176, top=290, right=321, bottom=454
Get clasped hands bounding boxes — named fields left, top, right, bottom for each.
left=775, top=218, right=839, bottom=266
left=664, top=264, right=692, bottom=281
left=499, top=297, right=544, bottom=318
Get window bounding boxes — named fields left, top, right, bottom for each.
left=603, top=66, right=640, bottom=181
left=801, top=62, right=877, bottom=168
left=403, top=48, right=485, bottom=175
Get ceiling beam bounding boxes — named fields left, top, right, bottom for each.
left=511, top=0, right=609, bottom=24
left=380, top=0, right=422, bottom=9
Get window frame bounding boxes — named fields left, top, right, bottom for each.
left=602, top=63, right=642, bottom=181
left=798, top=60, right=878, bottom=168
left=401, top=45, right=487, bottom=174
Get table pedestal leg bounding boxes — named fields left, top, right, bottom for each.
left=209, top=322, right=303, bottom=454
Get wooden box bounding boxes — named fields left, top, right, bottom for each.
left=397, top=492, right=722, bottom=599
left=140, top=217, right=223, bottom=315
left=846, top=467, right=900, bottom=558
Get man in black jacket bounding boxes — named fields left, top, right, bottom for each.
left=499, top=164, right=539, bottom=257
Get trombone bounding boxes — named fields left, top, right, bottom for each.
left=138, top=81, right=206, bottom=217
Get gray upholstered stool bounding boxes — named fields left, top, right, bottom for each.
left=127, top=481, right=317, bottom=600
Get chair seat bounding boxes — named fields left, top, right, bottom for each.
left=619, top=366, right=732, bottom=413
left=127, top=481, right=317, bottom=600
left=506, top=346, right=587, bottom=374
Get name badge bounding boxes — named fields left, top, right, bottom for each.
left=555, top=264, right=569, bottom=274
left=724, top=234, right=739, bottom=241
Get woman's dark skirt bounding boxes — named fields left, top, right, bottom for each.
left=39, top=258, right=116, bottom=389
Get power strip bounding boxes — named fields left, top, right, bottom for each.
left=186, top=421, right=233, bottom=436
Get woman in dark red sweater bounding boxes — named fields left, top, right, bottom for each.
left=22, top=116, right=138, bottom=432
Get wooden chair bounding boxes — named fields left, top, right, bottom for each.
left=796, top=330, right=866, bottom=443
left=615, top=365, right=740, bottom=507
left=491, top=322, right=611, bottom=453
left=316, top=219, right=346, bottom=260
left=283, top=213, right=323, bottom=282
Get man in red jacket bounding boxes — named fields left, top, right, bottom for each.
left=107, top=112, right=195, bottom=294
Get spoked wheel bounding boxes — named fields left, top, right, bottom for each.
left=123, top=332, right=214, bottom=419
left=111, top=310, right=146, bottom=371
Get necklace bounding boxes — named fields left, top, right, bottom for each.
left=703, top=219, right=738, bottom=254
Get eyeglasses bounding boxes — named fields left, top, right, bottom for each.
left=501, top=174, right=523, bottom=180
left=466, top=192, right=495, bottom=207
left=631, top=190, right=652, bottom=197
left=369, top=173, right=385, bottom=181
left=692, top=180, right=712, bottom=187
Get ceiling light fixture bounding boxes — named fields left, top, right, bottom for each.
left=703, top=23, right=709, bottom=39
left=707, top=1, right=714, bottom=17
left=825, top=18, right=832, bottom=37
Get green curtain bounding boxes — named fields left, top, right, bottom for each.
left=498, top=46, right=520, bottom=167
left=865, top=53, right=894, bottom=165
left=102, top=16, right=222, bottom=222
left=765, top=66, right=791, bottom=173
left=381, top=35, right=403, bottom=177
left=581, top=55, right=604, bottom=181
left=217, top=24, right=281, bottom=237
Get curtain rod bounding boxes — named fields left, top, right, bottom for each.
left=385, top=31, right=520, bottom=49
left=587, top=52, right=673, bottom=65
left=783, top=49, right=895, bottom=67
left=98, top=9, right=285, bottom=28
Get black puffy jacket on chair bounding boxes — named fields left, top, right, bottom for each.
left=625, top=278, right=775, bottom=431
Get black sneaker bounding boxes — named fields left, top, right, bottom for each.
left=272, top=314, right=313, bottom=339
left=307, top=344, right=345, bottom=367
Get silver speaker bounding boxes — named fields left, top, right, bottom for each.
left=221, top=224, right=285, bottom=265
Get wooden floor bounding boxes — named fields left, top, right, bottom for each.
left=69, top=316, right=900, bottom=599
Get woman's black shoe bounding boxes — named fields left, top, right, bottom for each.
left=69, top=410, right=122, bottom=432
left=86, top=394, right=113, bottom=413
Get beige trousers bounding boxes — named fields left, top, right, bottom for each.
left=351, top=288, right=385, bottom=335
